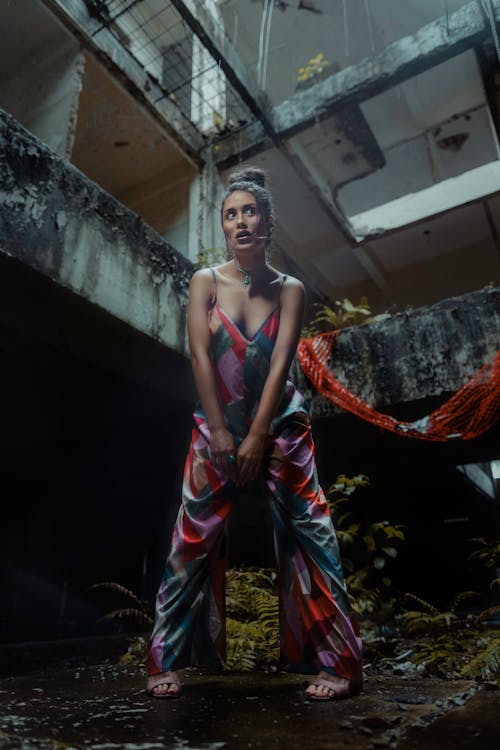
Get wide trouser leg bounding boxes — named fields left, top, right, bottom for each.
left=264, top=416, right=362, bottom=682
left=147, top=425, right=234, bottom=675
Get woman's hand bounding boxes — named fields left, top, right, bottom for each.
left=236, top=431, right=266, bottom=486
left=210, top=426, right=237, bottom=482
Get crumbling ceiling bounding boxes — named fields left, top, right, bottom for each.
left=23, top=0, right=500, bottom=307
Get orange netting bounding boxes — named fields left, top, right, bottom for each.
left=297, top=331, right=500, bottom=441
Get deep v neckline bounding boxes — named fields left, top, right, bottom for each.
left=215, top=302, right=279, bottom=343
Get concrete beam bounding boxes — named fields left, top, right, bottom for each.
left=41, top=0, right=204, bottom=165
left=283, top=138, right=356, bottom=245
left=0, top=109, right=193, bottom=358
left=213, top=0, right=490, bottom=165
left=349, top=160, right=500, bottom=241
left=352, top=245, right=393, bottom=301
left=174, top=0, right=362, bottom=243
left=169, top=0, right=275, bottom=134
left=294, top=286, right=500, bottom=416
left=0, top=251, right=196, bottom=405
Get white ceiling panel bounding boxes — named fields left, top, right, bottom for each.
left=368, top=202, right=492, bottom=271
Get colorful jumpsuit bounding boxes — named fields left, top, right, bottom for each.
left=147, top=274, right=362, bottom=681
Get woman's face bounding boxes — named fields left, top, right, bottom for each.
left=222, top=190, right=269, bottom=256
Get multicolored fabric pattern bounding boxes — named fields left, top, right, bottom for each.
left=147, top=279, right=362, bottom=680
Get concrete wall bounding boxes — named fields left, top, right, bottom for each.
left=0, top=35, right=84, bottom=159
left=2, top=107, right=498, bottom=418
left=0, top=108, right=192, bottom=360
left=71, top=53, right=197, bottom=259
left=295, top=286, right=500, bottom=415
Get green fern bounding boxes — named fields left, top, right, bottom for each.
left=324, top=474, right=407, bottom=617
left=460, top=637, right=500, bottom=679
left=101, top=607, right=153, bottom=627
left=302, top=298, right=389, bottom=337
left=88, top=582, right=153, bottom=627
left=468, top=538, right=500, bottom=569
left=224, top=567, right=280, bottom=672
left=400, top=592, right=482, bottom=636
left=412, top=636, right=467, bottom=673
left=196, top=247, right=227, bottom=269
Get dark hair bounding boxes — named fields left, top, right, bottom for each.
left=222, top=167, right=274, bottom=245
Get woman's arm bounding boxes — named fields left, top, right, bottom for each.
left=188, top=270, right=237, bottom=478
left=236, top=277, right=305, bottom=485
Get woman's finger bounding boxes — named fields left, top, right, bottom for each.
left=237, top=458, right=257, bottom=486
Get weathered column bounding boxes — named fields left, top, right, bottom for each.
left=188, top=151, right=225, bottom=263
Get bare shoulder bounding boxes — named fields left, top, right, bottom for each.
left=190, top=267, right=213, bottom=286
left=281, top=273, right=305, bottom=300
left=189, top=267, right=216, bottom=305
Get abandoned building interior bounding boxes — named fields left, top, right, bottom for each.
left=0, top=0, right=499, bottom=646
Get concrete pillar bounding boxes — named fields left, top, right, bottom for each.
left=188, top=152, right=225, bottom=263
left=190, top=0, right=226, bottom=135
left=0, top=36, right=85, bottom=159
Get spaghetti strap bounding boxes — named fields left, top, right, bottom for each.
left=211, top=268, right=217, bottom=305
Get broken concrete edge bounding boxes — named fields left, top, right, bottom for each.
left=293, top=285, right=500, bottom=412
left=213, top=0, right=488, bottom=166
left=0, top=108, right=195, bottom=357
left=389, top=681, right=479, bottom=743
left=2, top=108, right=498, bottom=413
left=41, top=0, right=205, bottom=165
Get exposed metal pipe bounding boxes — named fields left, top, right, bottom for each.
left=363, top=0, right=375, bottom=53
left=261, top=0, right=275, bottom=91
left=342, top=0, right=350, bottom=58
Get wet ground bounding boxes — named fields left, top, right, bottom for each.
left=0, top=662, right=498, bottom=750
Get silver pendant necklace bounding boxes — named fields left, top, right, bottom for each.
left=233, top=258, right=266, bottom=287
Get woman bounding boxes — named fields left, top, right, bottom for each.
left=146, top=168, right=362, bottom=701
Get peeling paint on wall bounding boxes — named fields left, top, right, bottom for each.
left=0, top=109, right=193, bottom=356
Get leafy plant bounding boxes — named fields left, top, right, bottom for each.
left=89, top=570, right=280, bottom=672
left=297, top=53, right=329, bottom=82
left=468, top=537, right=500, bottom=569
left=224, top=567, right=279, bottom=671
left=88, top=581, right=153, bottom=627
left=460, top=636, right=500, bottom=679
left=302, top=297, right=390, bottom=337
left=399, top=592, right=480, bottom=637
left=397, top=591, right=500, bottom=678
left=196, top=247, right=227, bottom=269
left=412, top=635, right=468, bottom=674
left=326, top=474, right=406, bottom=617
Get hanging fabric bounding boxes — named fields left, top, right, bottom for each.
left=297, top=331, right=500, bottom=442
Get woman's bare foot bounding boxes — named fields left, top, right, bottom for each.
left=147, top=670, right=181, bottom=698
left=304, top=670, right=352, bottom=700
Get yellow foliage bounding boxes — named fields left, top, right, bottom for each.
left=296, top=51, right=329, bottom=82
left=224, top=567, right=279, bottom=672
left=302, top=298, right=390, bottom=337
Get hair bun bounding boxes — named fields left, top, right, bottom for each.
left=228, top=167, right=266, bottom=188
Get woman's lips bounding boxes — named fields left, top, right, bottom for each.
left=236, top=231, right=252, bottom=242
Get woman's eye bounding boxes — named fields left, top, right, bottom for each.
left=244, top=206, right=256, bottom=215
left=226, top=210, right=236, bottom=219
